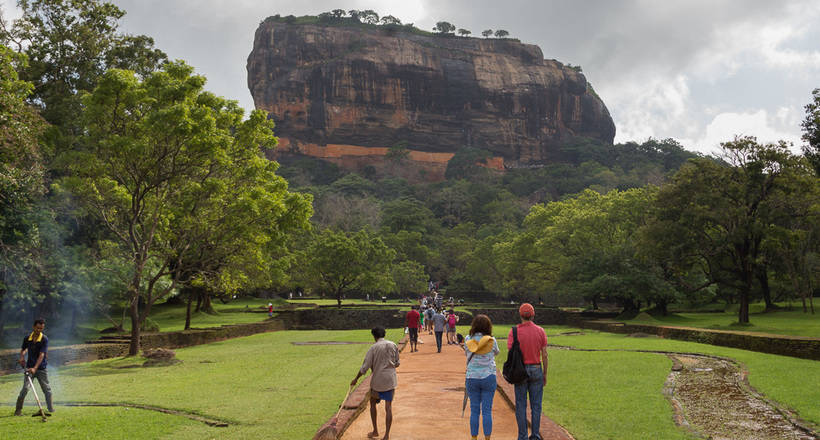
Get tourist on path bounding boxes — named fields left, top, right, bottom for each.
left=351, top=327, right=400, bottom=440
left=461, top=314, right=500, bottom=440
left=425, top=305, right=435, bottom=334
left=431, top=308, right=447, bottom=352
left=508, top=303, right=548, bottom=440
left=406, top=306, right=420, bottom=352
left=446, top=309, right=459, bottom=344
left=15, top=318, right=54, bottom=415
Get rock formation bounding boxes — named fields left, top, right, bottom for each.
left=247, top=18, right=616, bottom=180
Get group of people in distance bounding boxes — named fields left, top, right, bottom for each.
left=352, top=302, right=548, bottom=440
left=405, top=298, right=460, bottom=353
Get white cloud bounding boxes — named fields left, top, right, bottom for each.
left=687, top=109, right=802, bottom=154
left=610, top=75, right=696, bottom=144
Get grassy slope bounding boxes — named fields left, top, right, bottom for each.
left=625, top=307, right=820, bottom=337
left=0, top=328, right=404, bottom=440
left=492, top=325, right=819, bottom=440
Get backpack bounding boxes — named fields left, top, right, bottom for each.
left=448, top=313, right=457, bottom=327
left=503, top=326, right=529, bottom=384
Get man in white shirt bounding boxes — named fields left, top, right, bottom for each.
left=352, top=327, right=400, bottom=440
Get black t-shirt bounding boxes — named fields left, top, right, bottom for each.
left=21, top=333, right=49, bottom=370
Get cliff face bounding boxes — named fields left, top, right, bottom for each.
left=247, top=20, right=616, bottom=180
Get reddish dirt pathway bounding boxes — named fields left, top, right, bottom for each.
left=339, top=334, right=572, bottom=440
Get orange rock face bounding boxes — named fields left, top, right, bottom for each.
left=248, top=19, right=615, bottom=181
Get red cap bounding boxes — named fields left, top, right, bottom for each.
left=519, top=303, right=535, bottom=318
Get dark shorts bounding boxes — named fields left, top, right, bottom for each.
left=408, top=327, right=419, bottom=342
left=373, top=389, right=394, bottom=402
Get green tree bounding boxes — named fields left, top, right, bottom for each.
left=506, top=187, right=669, bottom=310
left=380, top=15, right=401, bottom=25
left=433, top=21, right=455, bottom=34
left=802, top=88, right=820, bottom=175
left=651, top=137, right=801, bottom=323
left=481, top=29, right=493, bottom=38
left=392, top=260, right=428, bottom=297
left=0, top=44, right=46, bottom=336
left=494, top=29, right=509, bottom=38
left=330, top=9, right=345, bottom=18
left=359, top=10, right=379, bottom=25
left=300, top=229, right=395, bottom=306
left=60, top=62, right=304, bottom=354
left=3, top=0, right=166, bottom=132
left=381, top=197, right=437, bottom=234
left=458, top=28, right=471, bottom=37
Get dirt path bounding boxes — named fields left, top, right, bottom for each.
left=340, top=334, right=572, bottom=440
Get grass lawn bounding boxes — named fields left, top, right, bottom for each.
left=620, top=305, right=820, bottom=338
left=2, top=320, right=816, bottom=439
left=0, top=328, right=404, bottom=439
left=491, top=324, right=820, bottom=440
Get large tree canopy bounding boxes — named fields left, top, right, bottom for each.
left=60, top=62, right=311, bottom=353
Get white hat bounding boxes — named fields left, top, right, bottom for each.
left=268, top=303, right=272, bottom=306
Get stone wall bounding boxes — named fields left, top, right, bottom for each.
left=0, top=320, right=286, bottom=374
left=578, top=321, right=820, bottom=361
left=1, top=343, right=128, bottom=373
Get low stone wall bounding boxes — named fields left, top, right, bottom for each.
left=277, top=308, right=474, bottom=330
left=0, top=319, right=286, bottom=374
left=139, top=320, right=286, bottom=349
left=0, top=343, right=128, bottom=373
left=578, top=321, right=820, bottom=361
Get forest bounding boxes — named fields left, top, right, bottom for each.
left=1, top=1, right=818, bottom=354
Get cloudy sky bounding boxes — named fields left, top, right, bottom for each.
left=3, top=0, right=819, bottom=154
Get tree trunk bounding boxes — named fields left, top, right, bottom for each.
left=655, top=298, right=669, bottom=316
left=70, top=306, right=79, bottom=337
left=184, top=288, right=194, bottom=330
left=336, top=289, right=343, bottom=308
left=0, top=289, right=5, bottom=340
left=738, top=286, right=750, bottom=323
left=128, top=297, right=141, bottom=356
left=200, top=291, right=215, bottom=314
left=757, top=269, right=776, bottom=311
left=195, top=291, right=203, bottom=313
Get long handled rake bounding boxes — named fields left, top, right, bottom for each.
left=315, top=384, right=355, bottom=440
left=24, top=372, right=50, bottom=422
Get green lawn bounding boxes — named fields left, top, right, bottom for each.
left=620, top=305, right=820, bottom=338
left=491, top=324, right=819, bottom=440
left=2, top=321, right=817, bottom=439
left=0, top=328, right=404, bottom=439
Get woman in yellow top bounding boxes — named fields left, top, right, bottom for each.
left=461, top=314, right=500, bottom=440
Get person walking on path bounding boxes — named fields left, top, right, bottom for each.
left=406, top=306, right=421, bottom=352
left=15, top=318, right=54, bottom=416
left=508, top=303, right=548, bottom=440
left=351, top=327, right=400, bottom=440
left=446, top=309, right=459, bottom=344
left=425, top=305, right=435, bottom=334
left=431, top=308, right=447, bottom=352
left=461, top=314, right=500, bottom=440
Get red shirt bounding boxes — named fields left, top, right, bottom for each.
left=406, top=310, right=420, bottom=329
left=507, top=321, right=547, bottom=365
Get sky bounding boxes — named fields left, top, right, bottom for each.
left=3, top=0, right=819, bottom=154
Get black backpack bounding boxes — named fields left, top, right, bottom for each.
left=503, top=325, right=529, bottom=384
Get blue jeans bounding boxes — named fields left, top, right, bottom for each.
left=466, top=374, right=496, bottom=437
left=434, top=331, right=443, bottom=352
left=514, top=365, right=544, bottom=440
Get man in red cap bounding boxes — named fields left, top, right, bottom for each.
left=507, top=303, right=548, bottom=440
